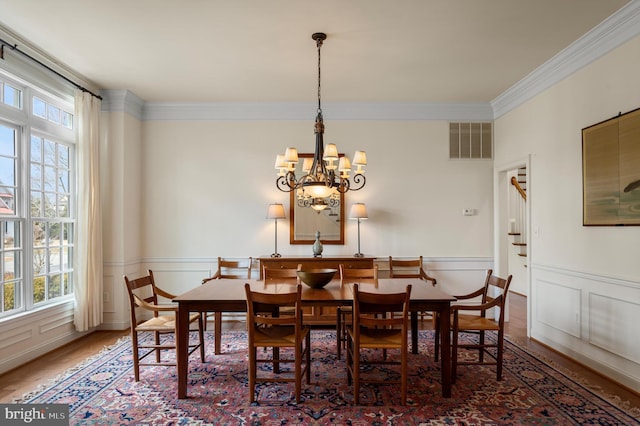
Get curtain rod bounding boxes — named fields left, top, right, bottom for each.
left=0, top=38, right=102, bottom=100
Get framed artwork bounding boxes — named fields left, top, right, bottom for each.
left=582, top=107, right=640, bottom=226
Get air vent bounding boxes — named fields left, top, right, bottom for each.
left=449, top=122, right=493, bottom=159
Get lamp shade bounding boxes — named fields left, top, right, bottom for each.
left=349, top=203, right=368, bottom=219
left=266, top=203, right=286, bottom=219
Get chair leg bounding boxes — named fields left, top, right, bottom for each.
left=248, top=346, right=256, bottom=403
left=452, top=328, right=459, bottom=384
left=497, top=330, right=504, bottom=381
left=154, top=331, right=161, bottom=363
left=305, top=332, right=311, bottom=383
left=434, top=313, right=440, bottom=361
left=401, top=345, right=408, bottom=405
left=353, top=344, right=360, bottom=405
left=336, top=307, right=342, bottom=360
left=479, top=330, right=485, bottom=363
left=198, top=315, right=206, bottom=362
left=131, top=331, right=140, bottom=381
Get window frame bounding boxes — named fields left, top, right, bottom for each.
left=0, top=70, right=76, bottom=319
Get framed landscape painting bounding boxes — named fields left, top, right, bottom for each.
left=582, top=108, right=640, bottom=226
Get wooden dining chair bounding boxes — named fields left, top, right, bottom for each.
left=434, top=269, right=512, bottom=382
left=124, top=270, right=205, bottom=381
left=389, top=256, right=437, bottom=322
left=200, top=257, right=252, bottom=330
left=262, top=264, right=301, bottom=283
left=336, top=264, right=378, bottom=360
left=244, top=283, right=311, bottom=403
left=346, top=283, right=412, bottom=405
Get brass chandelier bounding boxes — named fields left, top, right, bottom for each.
left=275, top=32, right=366, bottom=211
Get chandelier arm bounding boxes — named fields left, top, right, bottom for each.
left=350, top=174, right=367, bottom=191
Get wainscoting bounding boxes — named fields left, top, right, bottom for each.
left=531, top=263, right=640, bottom=393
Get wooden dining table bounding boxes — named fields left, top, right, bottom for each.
left=174, top=278, right=456, bottom=399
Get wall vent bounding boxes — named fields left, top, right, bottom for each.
left=449, top=122, right=493, bottom=159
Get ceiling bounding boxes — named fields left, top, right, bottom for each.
left=0, top=0, right=630, bottom=104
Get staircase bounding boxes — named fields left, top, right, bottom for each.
left=509, top=167, right=527, bottom=259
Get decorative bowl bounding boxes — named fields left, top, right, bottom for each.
left=297, top=269, right=337, bottom=289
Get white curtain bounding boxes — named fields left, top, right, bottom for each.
left=73, top=90, right=104, bottom=332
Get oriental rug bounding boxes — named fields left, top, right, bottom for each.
left=17, top=330, right=640, bottom=425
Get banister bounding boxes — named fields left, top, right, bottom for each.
left=510, top=176, right=527, bottom=201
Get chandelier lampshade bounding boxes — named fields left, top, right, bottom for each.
left=275, top=32, right=367, bottom=209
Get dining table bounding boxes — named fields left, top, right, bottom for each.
left=174, top=278, right=456, bottom=399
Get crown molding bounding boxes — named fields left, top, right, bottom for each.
left=492, top=1, right=640, bottom=118
left=100, top=89, right=144, bottom=119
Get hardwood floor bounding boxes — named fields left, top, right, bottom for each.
left=1, top=294, right=639, bottom=409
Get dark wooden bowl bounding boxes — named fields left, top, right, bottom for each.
left=297, top=269, right=337, bottom=289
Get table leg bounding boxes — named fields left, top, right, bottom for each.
left=177, top=303, right=189, bottom=399
left=214, top=312, right=222, bottom=355
left=439, top=304, right=452, bottom=397
left=411, top=311, right=418, bottom=354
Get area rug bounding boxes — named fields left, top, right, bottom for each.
left=17, top=330, right=640, bottom=425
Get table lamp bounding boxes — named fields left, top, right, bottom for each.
left=266, top=203, right=286, bottom=258
left=349, top=203, right=368, bottom=257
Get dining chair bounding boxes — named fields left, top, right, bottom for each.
left=262, top=264, right=301, bottom=283
left=434, top=269, right=512, bottom=382
left=244, top=283, right=311, bottom=403
left=336, top=264, right=378, bottom=360
left=124, top=270, right=205, bottom=381
left=201, top=257, right=253, bottom=330
left=389, top=256, right=437, bottom=322
left=346, top=283, right=412, bottom=405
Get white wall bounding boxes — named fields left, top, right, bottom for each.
left=494, top=34, right=640, bottom=392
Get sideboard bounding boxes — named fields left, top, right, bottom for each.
left=258, top=255, right=375, bottom=325
left=258, top=255, right=375, bottom=279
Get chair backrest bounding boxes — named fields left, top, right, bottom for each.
left=481, top=269, right=513, bottom=322
left=339, top=264, right=378, bottom=287
left=217, top=257, right=253, bottom=279
left=124, top=270, right=160, bottom=325
left=263, top=264, right=301, bottom=284
left=352, top=283, right=412, bottom=332
left=244, top=283, right=303, bottom=330
left=388, top=256, right=423, bottom=278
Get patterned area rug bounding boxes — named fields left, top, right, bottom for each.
left=18, top=330, right=640, bottom=425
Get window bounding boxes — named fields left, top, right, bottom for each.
left=449, top=122, right=493, bottom=159
left=0, top=71, right=75, bottom=318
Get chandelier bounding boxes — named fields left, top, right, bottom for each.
left=275, top=32, right=366, bottom=211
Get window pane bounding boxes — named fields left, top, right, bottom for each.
left=0, top=186, right=15, bottom=215
left=33, top=249, right=46, bottom=275
left=33, top=276, right=45, bottom=303
left=31, top=136, right=42, bottom=162
left=30, top=164, right=42, bottom=190
left=33, top=222, right=46, bottom=247
left=3, top=282, right=20, bottom=311
left=33, top=97, right=46, bottom=119
left=3, top=220, right=20, bottom=249
left=59, top=145, right=69, bottom=168
left=61, top=247, right=69, bottom=269
left=47, top=104, right=60, bottom=124
left=58, top=169, right=69, bottom=193
left=63, top=272, right=71, bottom=294
left=44, top=166, right=56, bottom=191
left=0, top=157, right=14, bottom=185
left=31, top=191, right=42, bottom=217
left=61, top=111, right=73, bottom=129
left=57, top=195, right=69, bottom=217
left=0, top=125, right=15, bottom=156
left=3, top=250, right=19, bottom=280
left=44, top=193, right=56, bottom=217
left=3, top=84, right=21, bottom=108
left=49, top=274, right=61, bottom=298
left=44, top=140, right=56, bottom=166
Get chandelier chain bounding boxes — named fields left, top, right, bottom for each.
left=317, top=38, right=322, bottom=114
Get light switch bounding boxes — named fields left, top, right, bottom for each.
left=462, top=208, right=475, bottom=216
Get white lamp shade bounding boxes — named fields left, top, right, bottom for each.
left=323, top=143, right=339, bottom=160
left=266, top=203, right=286, bottom=219
left=302, top=157, right=314, bottom=172
left=349, top=203, right=368, bottom=219
left=274, top=154, right=285, bottom=169
left=352, top=150, right=367, bottom=166
left=284, top=147, right=299, bottom=164
left=338, top=156, right=351, bottom=171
